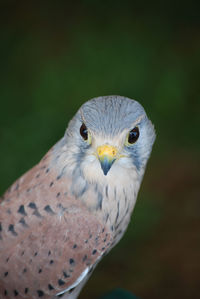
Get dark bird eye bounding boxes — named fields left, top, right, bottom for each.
left=80, top=123, right=88, bottom=140
left=128, top=127, right=139, bottom=144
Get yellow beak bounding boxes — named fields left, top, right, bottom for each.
left=97, top=145, right=118, bottom=175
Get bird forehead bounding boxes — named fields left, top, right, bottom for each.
left=79, top=95, right=146, bottom=135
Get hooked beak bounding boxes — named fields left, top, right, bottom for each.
left=97, top=144, right=118, bottom=175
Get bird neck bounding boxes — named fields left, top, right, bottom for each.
left=52, top=138, right=142, bottom=240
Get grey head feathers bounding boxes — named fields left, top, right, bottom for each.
left=64, top=95, right=155, bottom=172
left=80, top=95, right=147, bottom=136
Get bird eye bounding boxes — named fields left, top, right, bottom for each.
left=80, top=123, right=88, bottom=140
left=127, top=127, right=139, bottom=144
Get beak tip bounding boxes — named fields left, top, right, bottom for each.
left=99, top=157, right=115, bottom=176
left=102, top=168, right=109, bottom=176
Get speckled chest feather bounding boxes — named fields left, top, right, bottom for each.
left=0, top=149, right=113, bottom=299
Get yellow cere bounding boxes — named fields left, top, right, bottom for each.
left=97, top=145, right=118, bottom=158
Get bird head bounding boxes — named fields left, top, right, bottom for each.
left=65, top=96, right=155, bottom=183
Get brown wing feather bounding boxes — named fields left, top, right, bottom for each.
left=0, top=149, right=112, bottom=299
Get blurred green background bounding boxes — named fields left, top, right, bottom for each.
left=0, top=1, right=199, bottom=298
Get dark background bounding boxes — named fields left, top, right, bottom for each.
left=0, top=1, right=199, bottom=298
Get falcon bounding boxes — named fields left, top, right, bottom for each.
left=0, top=96, right=155, bottom=299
